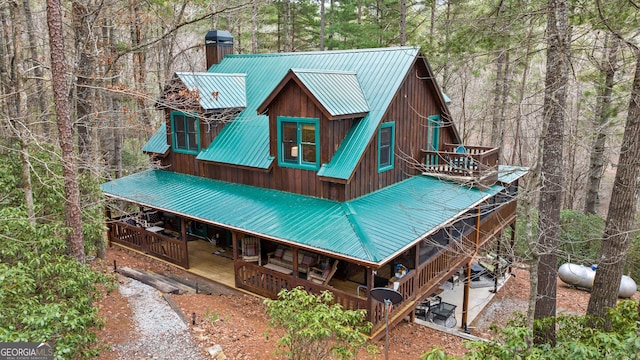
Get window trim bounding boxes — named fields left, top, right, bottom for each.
left=378, top=122, right=395, bottom=173
left=427, top=115, right=440, bottom=152
left=277, top=116, right=320, bottom=170
left=426, top=115, right=440, bottom=165
left=171, top=111, right=200, bottom=155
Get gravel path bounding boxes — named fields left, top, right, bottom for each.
left=113, top=278, right=206, bottom=360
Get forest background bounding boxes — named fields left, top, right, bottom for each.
left=1, top=0, right=639, bottom=358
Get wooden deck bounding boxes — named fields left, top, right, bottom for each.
left=187, top=239, right=236, bottom=289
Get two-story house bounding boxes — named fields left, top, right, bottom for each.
left=101, top=30, right=527, bottom=338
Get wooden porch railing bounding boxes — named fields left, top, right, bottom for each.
left=233, top=199, right=517, bottom=336
left=369, top=199, right=516, bottom=335
left=235, top=261, right=367, bottom=311
left=109, top=221, right=189, bottom=268
left=422, top=144, right=499, bottom=187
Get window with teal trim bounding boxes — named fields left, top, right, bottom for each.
left=278, top=117, right=320, bottom=170
left=426, top=115, right=440, bottom=165
left=171, top=112, right=199, bottom=154
left=378, top=122, right=395, bottom=172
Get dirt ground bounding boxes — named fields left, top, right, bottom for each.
left=93, top=246, right=639, bottom=359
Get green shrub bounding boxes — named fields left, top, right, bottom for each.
left=264, top=287, right=373, bottom=360
left=0, top=207, right=116, bottom=359
left=459, top=301, right=640, bottom=360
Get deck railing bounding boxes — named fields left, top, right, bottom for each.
left=235, top=261, right=367, bottom=310
left=109, top=221, right=189, bottom=268
left=422, top=144, right=499, bottom=187
left=232, top=199, right=517, bottom=334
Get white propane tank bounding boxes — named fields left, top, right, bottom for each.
left=558, top=263, right=637, bottom=298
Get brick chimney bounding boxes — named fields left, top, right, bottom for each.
left=205, top=30, right=234, bottom=70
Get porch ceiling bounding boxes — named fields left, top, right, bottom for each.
left=101, top=170, right=504, bottom=266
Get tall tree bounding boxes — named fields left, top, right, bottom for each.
left=586, top=48, right=640, bottom=329
left=46, top=0, right=86, bottom=263
left=7, top=0, right=35, bottom=224
left=534, top=0, right=570, bottom=345
left=584, top=34, right=620, bottom=215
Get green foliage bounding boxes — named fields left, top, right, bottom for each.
left=0, top=207, right=116, bottom=359
left=557, top=210, right=605, bottom=265
left=460, top=301, right=640, bottom=360
left=420, top=346, right=457, bottom=360
left=264, top=287, right=373, bottom=360
left=205, top=308, right=219, bottom=324
left=0, top=143, right=115, bottom=358
left=513, top=209, right=606, bottom=266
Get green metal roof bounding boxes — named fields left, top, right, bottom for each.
left=497, top=165, right=529, bottom=184
left=141, top=123, right=170, bottom=155
left=175, top=72, right=246, bottom=109
left=290, top=69, right=369, bottom=117
left=196, top=47, right=421, bottom=178
left=101, top=170, right=503, bottom=265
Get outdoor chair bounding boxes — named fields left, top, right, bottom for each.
left=307, top=259, right=338, bottom=285
left=241, top=237, right=261, bottom=265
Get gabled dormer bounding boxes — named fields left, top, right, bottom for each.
left=257, top=69, right=369, bottom=172
left=156, top=72, right=246, bottom=156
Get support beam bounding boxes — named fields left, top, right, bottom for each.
left=461, top=263, right=471, bottom=333
left=366, top=267, right=375, bottom=323
left=509, top=222, right=516, bottom=273
left=180, top=217, right=190, bottom=268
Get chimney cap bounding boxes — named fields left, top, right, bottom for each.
left=205, top=30, right=233, bottom=44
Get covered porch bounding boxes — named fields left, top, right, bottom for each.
left=102, top=167, right=525, bottom=336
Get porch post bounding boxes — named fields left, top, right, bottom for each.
left=509, top=222, right=516, bottom=274
left=461, top=263, right=471, bottom=333
left=231, top=232, right=239, bottom=261
left=366, top=267, right=375, bottom=323
left=292, top=248, right=299, bottom=277
left=231, top=232, right=240, bottom=289
left=180, top=218, right=189, bottom=269
left=104, top=206, right=112, bottom=247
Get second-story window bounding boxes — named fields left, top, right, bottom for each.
left=171, top=111, right=200, bottom=154
left=278, top=116, right=319, bottom=170
left=378, top=122, right=395, bottom=172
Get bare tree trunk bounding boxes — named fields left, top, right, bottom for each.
left=46, top=0, right=86, bottom=263
left=21, top=0, right=49, bottom=136
left=490, top=1, right=509, bottom=152
left=320, top=0, right=325, bottom=50
left=73, top=1, right=96, bottom=173
left=251, top=0, right=258, bottom=53
left=534, top=0, right=570, bottom=346
left=400, top=0, right=406, bottom=46
left=586, top=50, right=640, bottom=327
left=584, top=35, right=619, bottom=215
left=511, top=17, right=535, bottom=165
left=129, top=0, right=150, bottom=132
left=8, top=1, right=35, bottom=224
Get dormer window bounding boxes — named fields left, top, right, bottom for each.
left=277, top=116, right=320, bottom=170
left=378, top=122, right=395, bottom=172
left=171, top=111, right=200, bottom=154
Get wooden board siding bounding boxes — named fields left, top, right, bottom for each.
left=266, top=81, right=355, bottom=199
left=344, top=59, right=454, bottom=200
left=157, top=59, right=454, bottom=202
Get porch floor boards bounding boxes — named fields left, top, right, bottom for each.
left=187, top=239, right=236, bottom=289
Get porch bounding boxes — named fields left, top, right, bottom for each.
left=106, top=197, right=517, bottom=338
left=422, top=143, right=499, bottom=189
